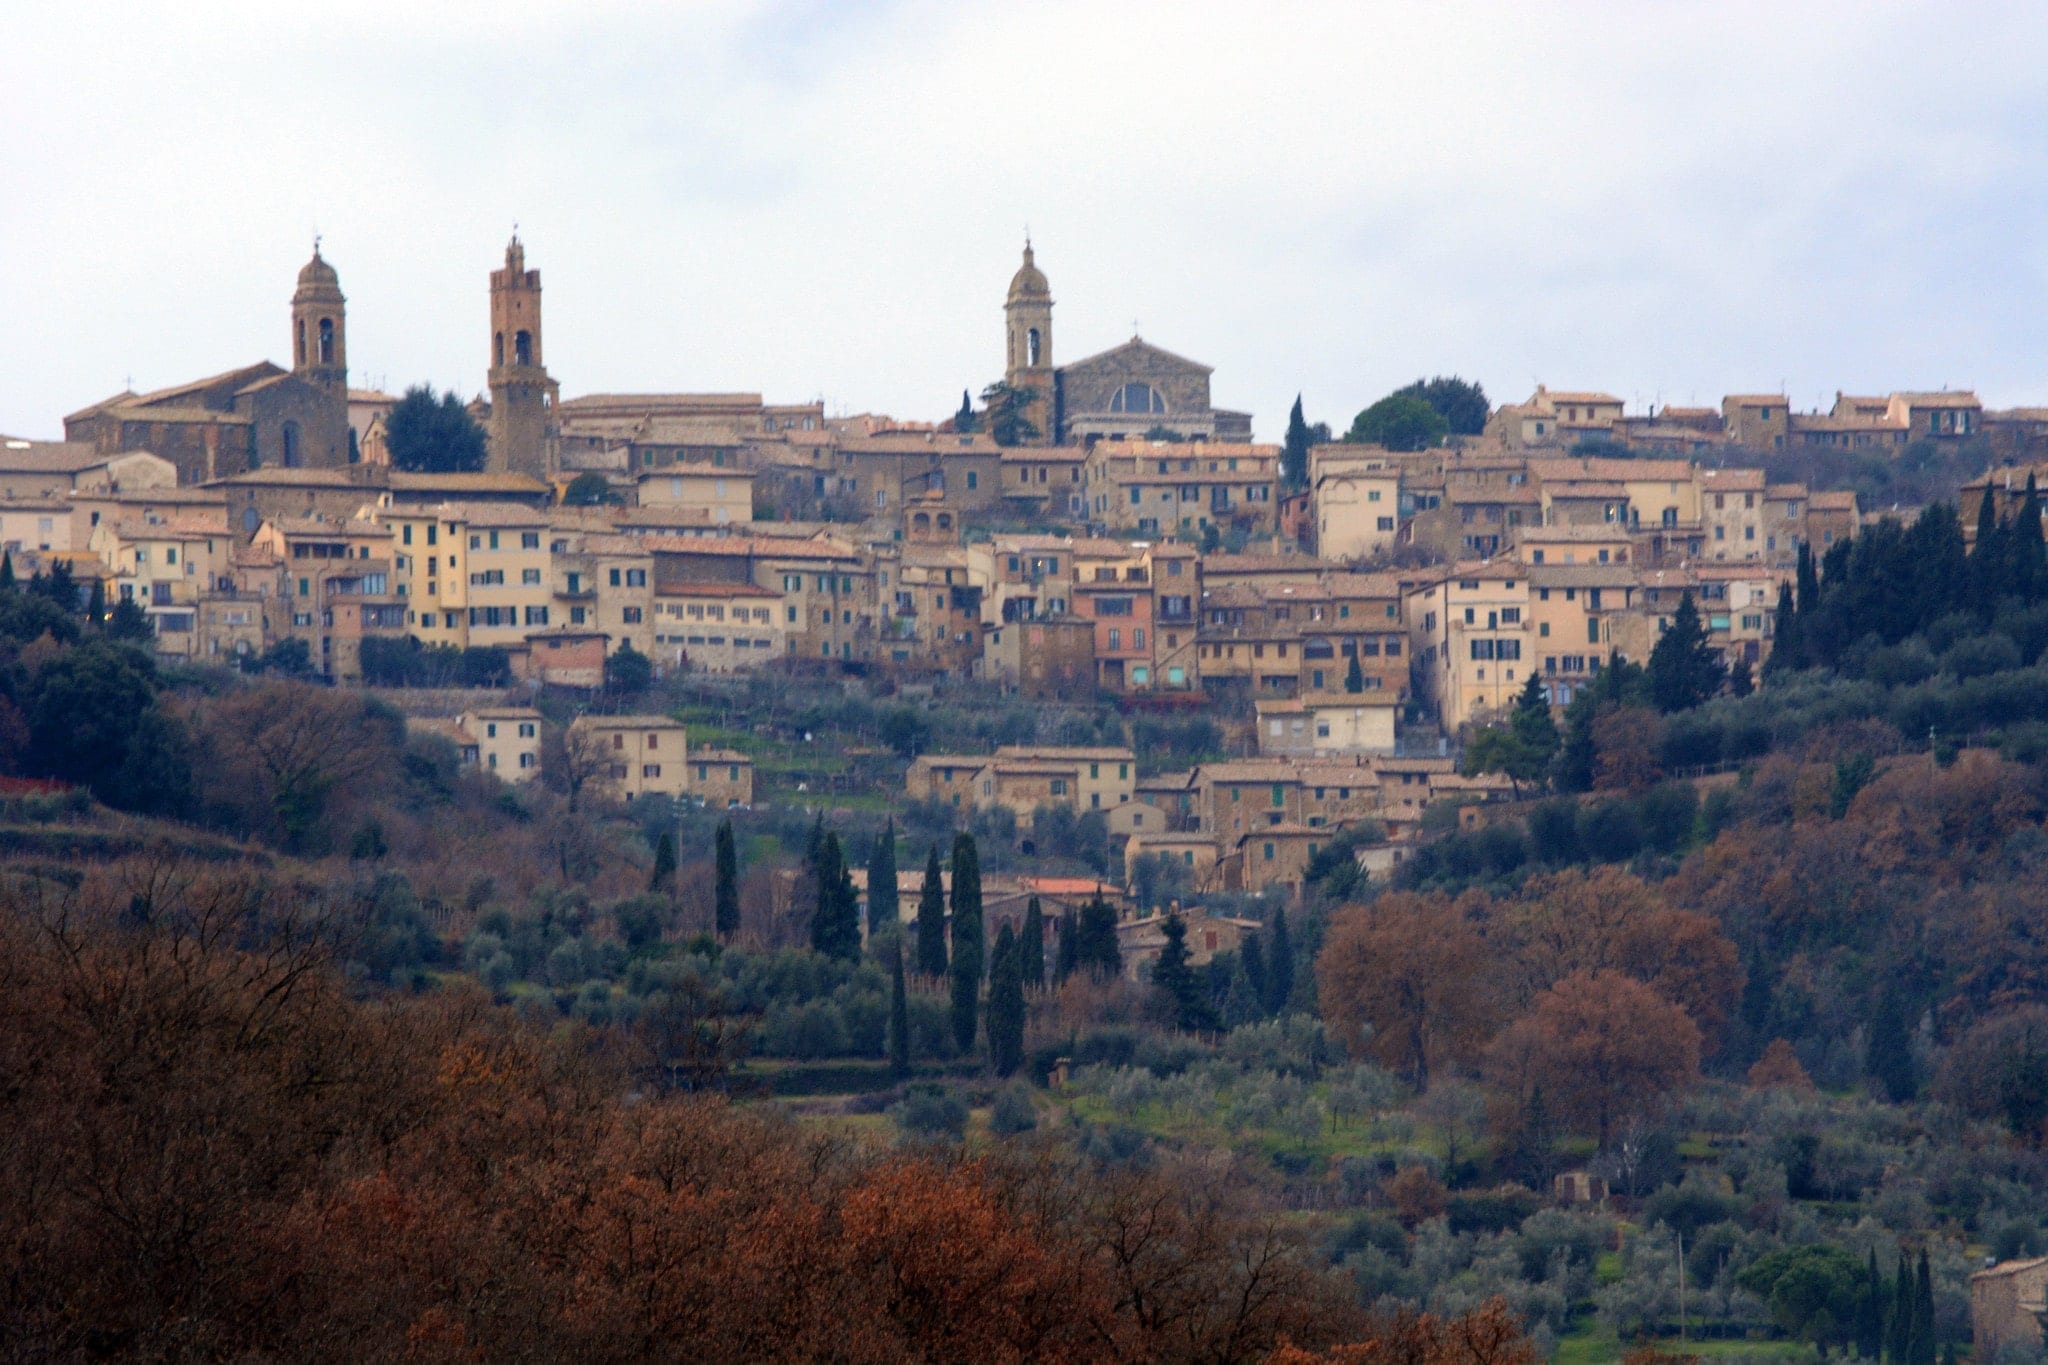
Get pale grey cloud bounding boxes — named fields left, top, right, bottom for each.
left=5, top=1, right=2047, bottom=440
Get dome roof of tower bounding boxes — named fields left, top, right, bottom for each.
left=294, top=246, right=343, bottom=299
left=1007, top=243, right=1050, bottom=303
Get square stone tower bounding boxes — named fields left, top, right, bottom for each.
left=487, top=235, right=561, bottom=477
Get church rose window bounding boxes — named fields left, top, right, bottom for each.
left=1110, top=382, right=1166, bottom=415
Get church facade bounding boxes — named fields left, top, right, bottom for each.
left=1000, top=243, right=1251, bottom=446
left=65, top=247, right=353, bottom=483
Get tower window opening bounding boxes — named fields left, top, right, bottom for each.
left=1027, top=327, right=1041, bottom=367
left=515, top=330, right=533, bottom=365
left=282, top=421, right=301, bottom=468
left=494, top=331, right=504, bottom=367
left=318, top=317, right=335, bottom=365
left=295, top=321, right=306, bottom=367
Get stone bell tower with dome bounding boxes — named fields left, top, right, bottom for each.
left=1002, top=239, right=1055, bottom=447
left=486, top=233, right=561, bottom=477
left=290, top=242, right=348, bottom=407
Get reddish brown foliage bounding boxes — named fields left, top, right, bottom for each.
left=1265, top=1299, right=1540, bottom=1365
left=1318, top=891, right=1500, bottom=1088
left=1486, top=969, right=1701, bottom=1146
left=0, top=858, right=1415, bottom=1362
left=1746, top=1039, right=1815, bottom=1092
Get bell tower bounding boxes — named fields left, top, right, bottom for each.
left=291, top=241, right=347, bottom=406
left=486, top=234, right=560, bottom=476
left=1003, top=239, right=1055, bottom=445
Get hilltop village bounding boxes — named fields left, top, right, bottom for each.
left=7, top=238, right=2037, bottom=907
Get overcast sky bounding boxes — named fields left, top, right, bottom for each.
left=6, top=2, right=2048, bottom=441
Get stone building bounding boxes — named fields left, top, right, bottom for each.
left=996, top=243, right=1251, bottom=445
left=65, top=247, right=353, bottom=482
left=1971, top=1256, right=2047, bottom=1360
left=483, top=236, right=562, bottom=478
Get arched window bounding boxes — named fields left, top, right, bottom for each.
left=1026, top=327, right=1041, bottom=367
left=242, top=506, right=261, bottom=535
left=318, top=317, right=335, bottom=365
left=281, top=421, right=300, bottom=468
left=295, top=320, right=306, bottom=366
left=514, top=330, right=533, bottom=366
left=494, top=332, right=505, bottom=367
left=1109, top=382, right=1165, bottom=415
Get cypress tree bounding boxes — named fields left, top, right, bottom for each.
left=1077, top=894, right=1120, bottom=978
left=1913, top=1249, right=1935, bottom=1365
left=86, top=576, right=105, bottom=625
left=948, top=833, right=984, bottom=1054
left=1971, top=483, right=2005, bottom=621
left=1344, top=651, right=1365, bottom=693
left=915, top=846, right=947, bottom=978
left=1797, top=539, right=1822, bottom=615
left=866, top=818, right=898, bottom=939
left=1152, top=912, right=1213, bottom=1032
left=1867, top=988, right=1916, bottom=1103
left=887, top=938, right=911, bottom=1078
left=1265, top=906, right=1294, bottom=1015
left=1019, top=896, right=1045, bottom=990
left=1766, top=581, right=1799, bottom=676
left=0, top=552, right=14, bottom=591
left=809, top=833, right=859, bottom=961
left=1857, top=1247, right=1887, bottom=1364
left=1281, top=394, right=1313, bottom=490
left=1055, top=907, right=1079, bottom=983
left=648, top=829, right=677, bottom=895
left=1890, top=1256, right=1914, bottom=1365
left=1240, top=930, right=1268, bottom=1017
left=2016, top=473, right=2046, bottom=599
left=986, top=923, right=1025, bottom=1077
left=714, top=818, right=740, bottom=940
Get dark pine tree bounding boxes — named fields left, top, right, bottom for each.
left=1019, top=896, right=1045, bottom=990
left=1867, top=987, right=1916, bottom=1103
left=954, top=388, right=978, bottom=433
left=1281, top=395, right=1314, bottom=490
left=1055, top=907, right=1079, bottom=983
left=915, top=845, right=948, bottom=978
left=1344, top=651, right=1365, bottom=693
left=1966, top=484, right=2006, bottom=621
left=866, top=818, right=899, bottom=939
left=1889, top=1256, right=1914, bottom=1365
left=714, top=817, right=740, bottom=940
left=0, top=552, right=14, bottom=591
left=1077, top=893, right=1121, bottom=978
left=1647, top=590, right=1723, bottom=712
left=2015, top=474, right=2046, bottom=600
left=888, top=937, right=911, bottom=1079
left=986, top=923, right=1025, bottom=1077
left=1912, top=1249, right=1935, bottom=1365
left=1553, top=690, right=1598, bottom=794
left=809, top=833, right=860, bottom=961
left=948, top=833, right=984, bottom=1054
left=1151, top=912, right=1214, bottom=1032
left=1265, top=906, right=1295, bottom=1015
left=1857, top=1247, right=1887, bottom=1364
left=648, top=829, right=677, bottom=895
left=1510, top=673, right=1560, bottom=770
left=1765, top=581, right=1800, bottom=676
left=1240, top=930, right=1268, bottom=1017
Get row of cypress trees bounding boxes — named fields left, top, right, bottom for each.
left=1771, top=477, right=2047, bottom=675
